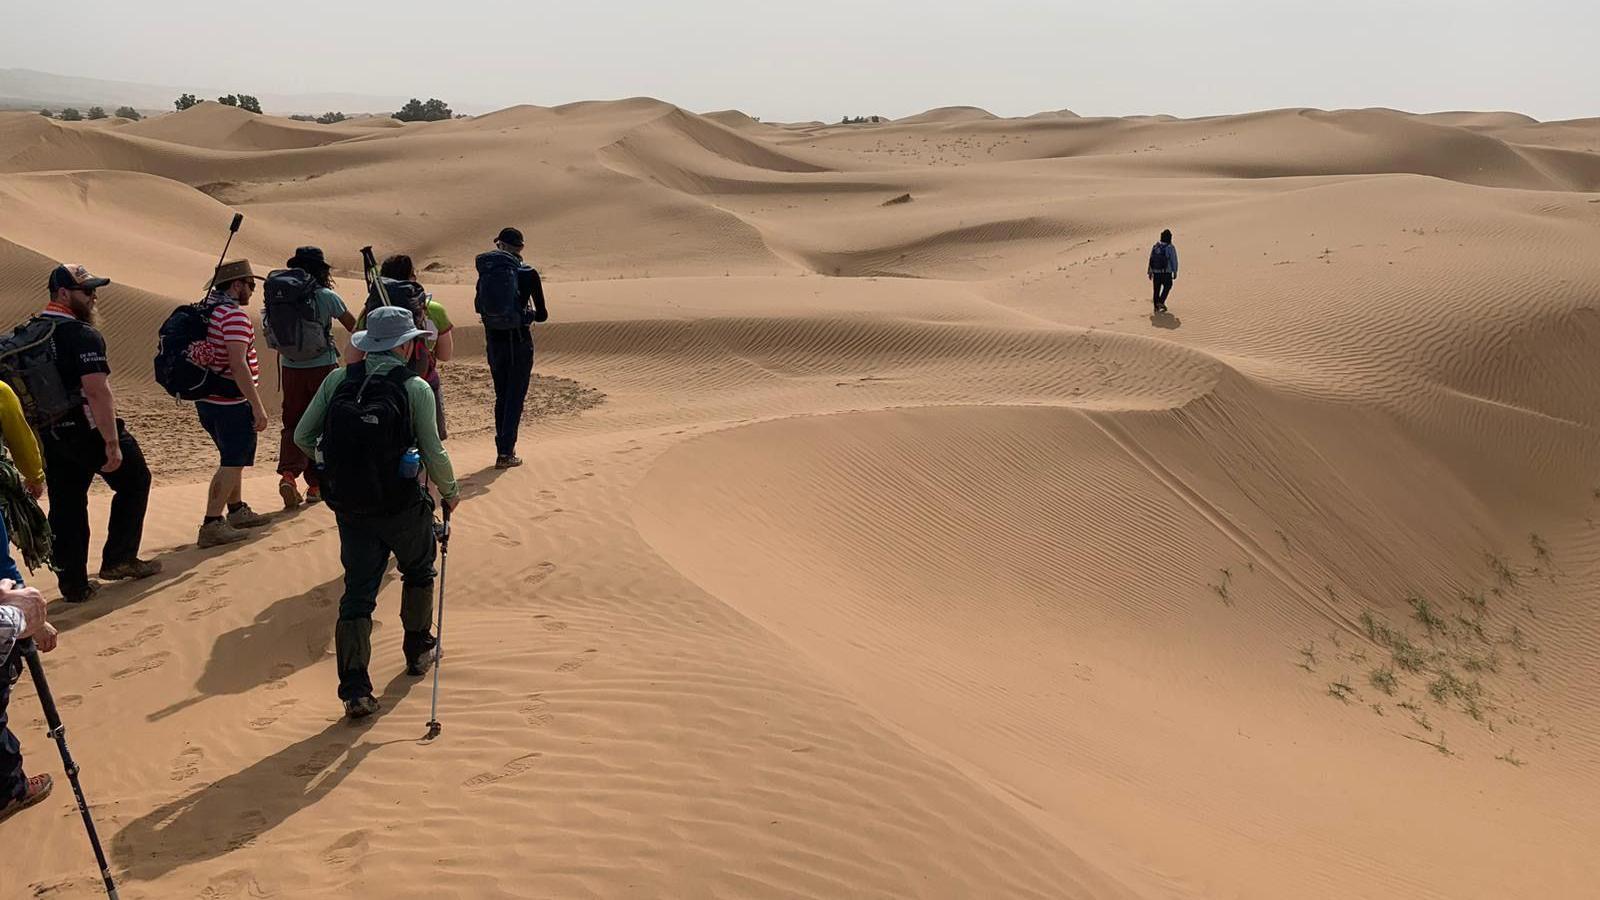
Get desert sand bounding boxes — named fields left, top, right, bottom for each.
left=0, top=100, right=1597, bottom=898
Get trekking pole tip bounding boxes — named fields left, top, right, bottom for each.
left=425, top=721, right=442, bottom=741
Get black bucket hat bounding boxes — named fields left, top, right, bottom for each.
left=288, top=246, right=330, bottom=272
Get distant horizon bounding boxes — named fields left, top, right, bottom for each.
left=2, top=0, right=1595, bottom=123
left=1, top=67, right=1590, bottom=126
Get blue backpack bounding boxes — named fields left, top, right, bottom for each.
left=1148, top=243, right=1171, bottom=274
left=474, top=250, right=528, bottom=330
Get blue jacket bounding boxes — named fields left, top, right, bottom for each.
left=1149, top=241, right=1179, bottom=277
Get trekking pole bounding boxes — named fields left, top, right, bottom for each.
left=19, top=640, right=120, bottom=899
left=208, top=213, right=244, bottom=291
left=359, top=246, right=393, bottom=307
left=424, top=505, right=451, bottom=741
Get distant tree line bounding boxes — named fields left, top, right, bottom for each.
left=173, top=92, right=261, bottom=113
left=289, top=111, right=348, bottom=124
left=393, top=98, right=452, bottom=122
left=40, top=105, right=146, bottom=121
left=841, top=115, right=885, bottom=125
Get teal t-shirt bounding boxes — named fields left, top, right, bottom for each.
left=280, top=288, right=350, bottom=369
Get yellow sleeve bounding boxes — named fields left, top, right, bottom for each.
left=0, top=382, right=44, bottom=484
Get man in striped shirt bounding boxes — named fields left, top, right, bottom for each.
left=194, top=260, right=272, bottom=548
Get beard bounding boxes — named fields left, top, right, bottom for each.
left=69, top=296, right=96, bottom=324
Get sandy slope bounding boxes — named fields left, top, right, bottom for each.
left=0, top=99, right=1597, bottom=899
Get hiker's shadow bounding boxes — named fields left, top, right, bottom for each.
left=112, top=671, right=420, bottom=882
left=144, top=570, right=394, bottom=722
left=1150, top=312, right=1182, bottom=330
left=51, top=507, right=327, bottom=635
left=455, top=461, right=512, bottom=502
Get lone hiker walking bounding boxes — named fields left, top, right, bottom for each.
left=294, top=306, right=460, bottom=719
left=0, top=265, right=159, bottom=603
left=474, top=227, right=548, bottom=469
left=265, top=247, right=356, bottom=509
left=1148, top=228, right=1179, bottom=314
left=195, top=261, right=272, bottom=548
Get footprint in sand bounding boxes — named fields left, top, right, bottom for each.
left=171, top=745, right=203, bottom=782
left=265, top=662, right=296, bottom=692
left=523, top=562, right=557, bottom=586
left=249, top=698, right=298, bottom=731
left=521, top=694, right=553, bottom=727
left=555, top=649, right=597, bottom=673
left=57, top=694, right=83, bottom=710
left=492, top=532, right=522, bottom=547
left=178, top=588, right=203, bottom=604
left=462, top=752, right=541, bottom=789
left=289, top=744, right=345, bottom=778
left=563, top=472, right=595, bottom=483
left=97, top=624, right=165, bottom=657
left=529, top=508, right=564, bottom=523
left=269, top=537, right=317, bottom=552
left=112, top=652, right=171, bottom=680
left=535, top=616, right=568, bottom=632
left=198, top=870, right=269, bottom=900
left=323, top=829, right=370, bottom=867
left=186, top=598, right=230, bottom=620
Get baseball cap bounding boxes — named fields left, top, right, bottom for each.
left=48, top=263, right=111, bottom=293
left=495, top=227, right=525, bottom=249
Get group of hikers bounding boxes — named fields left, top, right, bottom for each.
left=0, top=225, right=549, bottom=825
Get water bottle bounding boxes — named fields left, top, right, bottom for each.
left=398, top=447, right=422, bottom=480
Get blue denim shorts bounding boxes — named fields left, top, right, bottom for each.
left=196, top=401, right=257, bottom=467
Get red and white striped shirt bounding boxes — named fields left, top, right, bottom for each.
left=192, top=293, right=259, bottom=404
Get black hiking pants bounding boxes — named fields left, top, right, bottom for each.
left=333, top=498, right=437, bottom=701
left=41, top=419, right=152, bottom=595
left=1151, top=274, right=1174, bottom=308
left=485, top=326, right=534, bottom=458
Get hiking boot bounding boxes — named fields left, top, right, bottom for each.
left=405, top=636, right=439, bottom=677
left=494, top=455, right=523, bottom=469
left=304, top=486, right=323, bottom=505
left=227, top=503, right=271, bottom=529
left=98, top=557, right=162, bottom=581
left=343, top=695, right=380, bottom=720
left=0, top=774, right=53, bottom=825
left=197, top=519, right=248, bottom=549
left=279, top=477, right=303, bottom=510
left=61, top=581, right=100, bottom=604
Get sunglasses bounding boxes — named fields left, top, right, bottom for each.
left=72, top=288, right=98, bottom=298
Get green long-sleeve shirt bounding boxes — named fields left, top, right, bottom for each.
left=293, top=352, right=459, bottom=501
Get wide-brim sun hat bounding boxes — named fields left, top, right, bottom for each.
left=352, top=304, right=427, bottom=353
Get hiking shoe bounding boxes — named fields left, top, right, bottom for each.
left=198, top=519, right=248, bottom=549
left=304, top=486, right=323, bottom=505
left=227, top=503, right=271, bottom=529
left=344, top=695, right=380, bottom=720
left=494, top=455, right=523, bottom=469
left=61, top=581, right=100, bottom=604
left=0, top=774, right=53, bottom=825
left=279, top=478, right=303, bottom=510
left=98, top=558, right=162, bottom=581
left=405, top=638, right=439, bottom=677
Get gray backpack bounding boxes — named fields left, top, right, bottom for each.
left=263, top=268, right=334, bottom=362
left=0, top=317, right=83, bottom=427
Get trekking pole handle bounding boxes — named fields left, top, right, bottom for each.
left=229, top=213, right=244, bottom=233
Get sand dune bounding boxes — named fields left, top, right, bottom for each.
left=0, top=98, right=1598, bottom=899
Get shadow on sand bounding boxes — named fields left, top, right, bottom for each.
left=112, top=670, right=423, bottom=881
left=1150, top=312, right=1182, bottom=330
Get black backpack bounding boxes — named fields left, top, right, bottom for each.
left=317, top=361, right=423, bottom=517
left=0, top=317, right=83, bottom=427
left=1149, top=243, right=1171, bottom=274
left=474, top=250, right=528, bottom=330
left=363, top=277, right=432, bottom=376
left=263, top=268, right=331, bottom=363
left=153, top=299, right=242, bottom=402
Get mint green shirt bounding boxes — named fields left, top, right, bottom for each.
left=280, top=288, right=350, bottom=369
left=292, top=352, right=459, bottom=500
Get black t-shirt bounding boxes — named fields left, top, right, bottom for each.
left=40, top=312, right=110, bottom=427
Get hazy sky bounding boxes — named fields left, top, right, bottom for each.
left=4, top=0, right=1594, bottom=121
